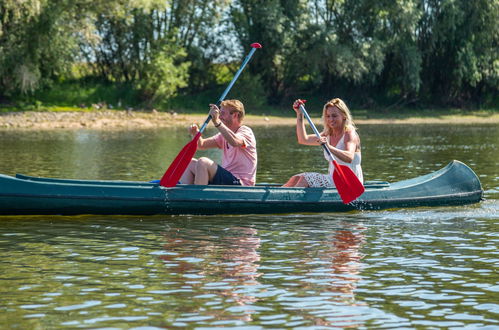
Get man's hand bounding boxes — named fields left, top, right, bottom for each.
left=188, top=124, right=200, bottom=137
left=209, top=104, right=221, bottom=125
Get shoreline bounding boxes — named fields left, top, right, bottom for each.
left=1, top=110, right=498, bottom=130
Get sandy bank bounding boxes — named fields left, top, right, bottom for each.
left=0, top=110, right=497, bottom=130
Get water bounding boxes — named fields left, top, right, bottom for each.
left=0, top=124, right=498, bottom=328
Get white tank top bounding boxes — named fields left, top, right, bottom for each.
left=324, top=134, right=364, bottom=183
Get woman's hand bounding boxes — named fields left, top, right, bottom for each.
left=317, top=136, right=332, bottom=150
left=292, top=99, right=303, bottom=115
left=317, top=136, right=328, bottom=145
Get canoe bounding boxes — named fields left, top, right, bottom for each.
left=0, top=160, right=482, bottom=216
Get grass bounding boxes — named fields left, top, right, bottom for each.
left=2, top=102, right=497, bottom=124
left=350, top=108, right=498, bottom=120
left=2, top=79, right=497, bottom=121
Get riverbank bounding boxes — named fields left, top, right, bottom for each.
left=0, top=109, right=498, bottom=129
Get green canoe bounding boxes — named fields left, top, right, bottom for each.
left=0, top=160, right=483, bottom=216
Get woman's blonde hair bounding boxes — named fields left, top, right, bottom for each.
left=322, top=98, right=356, bottom=136
left=220, top=99, right=245, bottom=120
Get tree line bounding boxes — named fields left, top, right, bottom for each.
left=1, top=0, right=497, bottom=110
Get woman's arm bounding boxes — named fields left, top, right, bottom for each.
left=326, top=130, right=360, bottom=163
left=293, top=100, right=321, bottom=146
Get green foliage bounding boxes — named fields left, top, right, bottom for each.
left=135, top=42, right=191, bottom=108
left=227, top=73, right=267, bottom=110
left=0, top=0, right=84, bottom=97
left=167, top=71, right=266, bottom=113
left=29, top=79, right=140, bottom=109
left=230, top=0, right=304, bottom=102
left=0, top=0, right=497, bottom=109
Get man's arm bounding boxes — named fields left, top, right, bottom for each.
left=198, top=135, right=220, bottom=150
left=187, top=123, right=220, bottom=150
left=214, top=123, right=246, bottom=147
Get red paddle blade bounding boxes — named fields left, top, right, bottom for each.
left=332, top=160, right=365, bottom=204
left=159, top=134, right=200, bottom=187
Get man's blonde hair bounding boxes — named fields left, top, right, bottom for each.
left=220, top=99, right=245, bottom=120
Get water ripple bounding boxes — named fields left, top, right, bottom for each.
left=0, top=211, right=497, bottom=328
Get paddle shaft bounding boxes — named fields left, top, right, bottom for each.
left=197, top=45, right=260, bottom=134
left=298, top=104, right=336, bottom=162
left=159, top=43, right=261, bottom=187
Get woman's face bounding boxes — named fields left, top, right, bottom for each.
left=325, top=106, right=345, bottom=129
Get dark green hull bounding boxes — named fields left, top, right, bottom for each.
left=0, top=160, right=483, bottom=215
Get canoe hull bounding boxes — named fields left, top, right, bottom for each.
left=0, top=160, right=483, bottom=215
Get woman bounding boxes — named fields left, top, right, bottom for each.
left=282, top=98, right=363, bottom=187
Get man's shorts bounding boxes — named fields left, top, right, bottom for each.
left=210, top=165, right=241, bottom=185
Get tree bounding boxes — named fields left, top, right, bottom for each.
left=419, top=0, right=499, bottom=106
left=230, top=0, right=303, bottom=103
left=81, top=0, right=230, bottom=90
left=1, top=0, right=496, bottom=108
left=0, top=0, right=79, bottom=98
left=135, top=41, right=190, bottom=107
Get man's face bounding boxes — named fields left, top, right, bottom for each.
left=220, top=106, right=235, bottom=126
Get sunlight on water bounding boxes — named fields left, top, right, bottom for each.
left=1, top=212, right=497, bottom=328
left=0, top=124, right=498, bottom=328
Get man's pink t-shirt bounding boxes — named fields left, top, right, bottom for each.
left=213, top=125, right=257, bottom=186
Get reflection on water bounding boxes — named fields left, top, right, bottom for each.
left=326, top=226, right=364, bottom=304
left=159, top=224, right=367, bottom=327
left=1, top=214, right=497, bottom=328
left=160, top=226, right=262, bottom=324
left=0, top=124, right=498, bottom=328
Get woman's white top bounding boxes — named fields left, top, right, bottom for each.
left=324, top=133, right=363, bottom=183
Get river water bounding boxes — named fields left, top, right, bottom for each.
left=0, top=124, right=497, bottom=328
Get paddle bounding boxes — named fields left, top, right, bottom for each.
left=160, top=42, right=262, bottom=187
left=297, top=100, right=365, bottom=204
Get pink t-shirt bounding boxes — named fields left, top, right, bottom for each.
left=213, top=125, right=257, bottom=186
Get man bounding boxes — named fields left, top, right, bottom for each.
left=179, top=99, right=257, bottom=186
